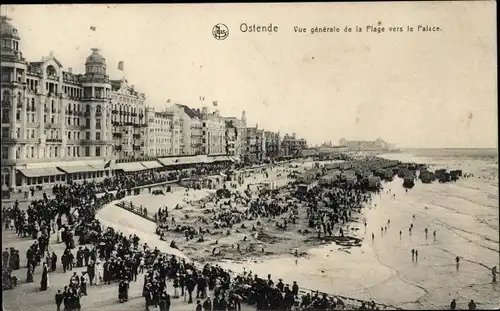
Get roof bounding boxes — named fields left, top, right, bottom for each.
left=176, top=104, right=202, bottom=119
left=1, top=17, right=20, bottom=40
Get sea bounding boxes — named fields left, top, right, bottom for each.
left=98, top=148, right=499, bottom=310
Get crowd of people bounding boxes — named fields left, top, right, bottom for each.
left=2, top=158, right=412, bottom=311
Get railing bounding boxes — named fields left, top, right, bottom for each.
left=84, top=111, right=90, bottom=117
left=16, top=103, right=23, bottom=109
left=132, top=134, right=141, bottom=139
left=46, top=138, right=63, bottom=143
left=111, top=110, right=118, bottom=114
left=1, top=137, right=17, bottom=144
left=96, top=111, right=102, bottom=117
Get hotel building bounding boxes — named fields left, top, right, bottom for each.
left=0, top=17, right=146, bottom=190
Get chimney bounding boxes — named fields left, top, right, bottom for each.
left=68, top=67, right=73, bottom=74
left=49, top=51, right=54, bottom=57
left=201, top=106, right=208, bottom=115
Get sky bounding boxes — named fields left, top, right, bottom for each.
left=2, top=2, right=497, bottom=148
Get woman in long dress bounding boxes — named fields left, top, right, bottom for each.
left=40, top=262, right=49, bottom=291
left=95, top=262, right=103, bottom=286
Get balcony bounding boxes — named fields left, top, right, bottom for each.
left=96, top=111, right=102, bottom=117
left=79, top=74, right=110, bottom=84
left=1, top=101, right=11, bottom=107
left=46, top=138, right=63, bottom=143
left=133, top=134, right=141, bottom=139
left=139, top=114, right=144, bottom=118
left=131, top=112, right=137, bottom=117
left=47, top=74, right=59, bottom=81
left=79, top=139, right=93, bottom=145
left=114, top=145, right=122, bottom=151
left=1, top=137, right=17, bottom=144
left=111, top=109, right=118, bottom=114
left=113, top=132, right=122, bottom=138
left=133, top=145, right=141, bottom=150
left=66, top=110, right=72, bottom=115
left=44, top=108, right=48, bottom=113
left=84, top=111, right=90, bottom=117
left=16, top=103, right=23, bottom=109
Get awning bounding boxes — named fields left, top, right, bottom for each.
left=58, top=165, right=97, bottom=174
left=17, top=167, right=64, bottom=178
left=141, top=161, right=163, bottom=169
left=115, top=162, right=146, bottom=172
left=89, top=162, right=113, bottom=171
left=158, top=157, right=177, bottom=166
left=178, top=156, right=203, bottom=165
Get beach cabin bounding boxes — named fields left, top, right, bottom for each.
left=298, top=168, right=322, bottom=182
left=367, top=176, right=382, bottom=188
left=319, top=175, right=337, bottom=186
left=297, top=180, right=318, bottom=194
left=345, top=175, right=357, bottom=185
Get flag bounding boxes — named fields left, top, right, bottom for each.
left=118, top=61, right=124, bottom=71
left=213, top=101, right=218, bottom=107
left=104, top=160, right=111, bottom=169
left=90, top=26, right=96, bottom=31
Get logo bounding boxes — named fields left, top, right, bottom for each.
left=212, top=24, right=229, bottom=40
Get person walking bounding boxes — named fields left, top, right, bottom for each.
left=450, top=299, right=456, bottom=310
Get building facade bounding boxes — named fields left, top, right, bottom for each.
left=200, top=107, right=225, bottom=155
left=109, top=78, right=147, bottom=159
left=0, top=17, right=145, bottom=190
left=264, top=130, right=280, bottom=159
left=338, top=138, right=390, bottom=151
left=281, top=133, right=308, bottom=157
left=170, top=104, right=203, bottom=156
left=223, top=112, right=246, bottom=159
left=143, top=107, right=182, bottom=157
left=244, top=126, right=264, bottom=162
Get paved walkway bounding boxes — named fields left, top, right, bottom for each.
left=2, top=228, right=255, bottom=311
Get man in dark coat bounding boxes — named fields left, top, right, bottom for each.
left=185, top=275, right=197, bottom=303
left=55, top=289, right=64, bottom=311
left=87, top=261, right=95, bottom=285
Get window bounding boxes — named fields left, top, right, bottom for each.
left=85, top=132, right=90, bottom=140
left=54, top=146, right=58, bottom=157
left=1, top=147, right=8, bottom=159
left=67, top=131, right=71, bottom=139
left=96, top=146, right=101, bottom=157
left=16, top=110, right=20, bottom=121
left=96, top=132, right=100, bottom=140
left=96, top=119, right=101, bottom=129
left=44, top=115, right=47, bottom=123
left=30, top=129, right=35, bottom=139
left=85, top=147, right=90, bottom=157
left=67, top=147, right=71, bottom=157
left=67, top=117, right=71, bottom=125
